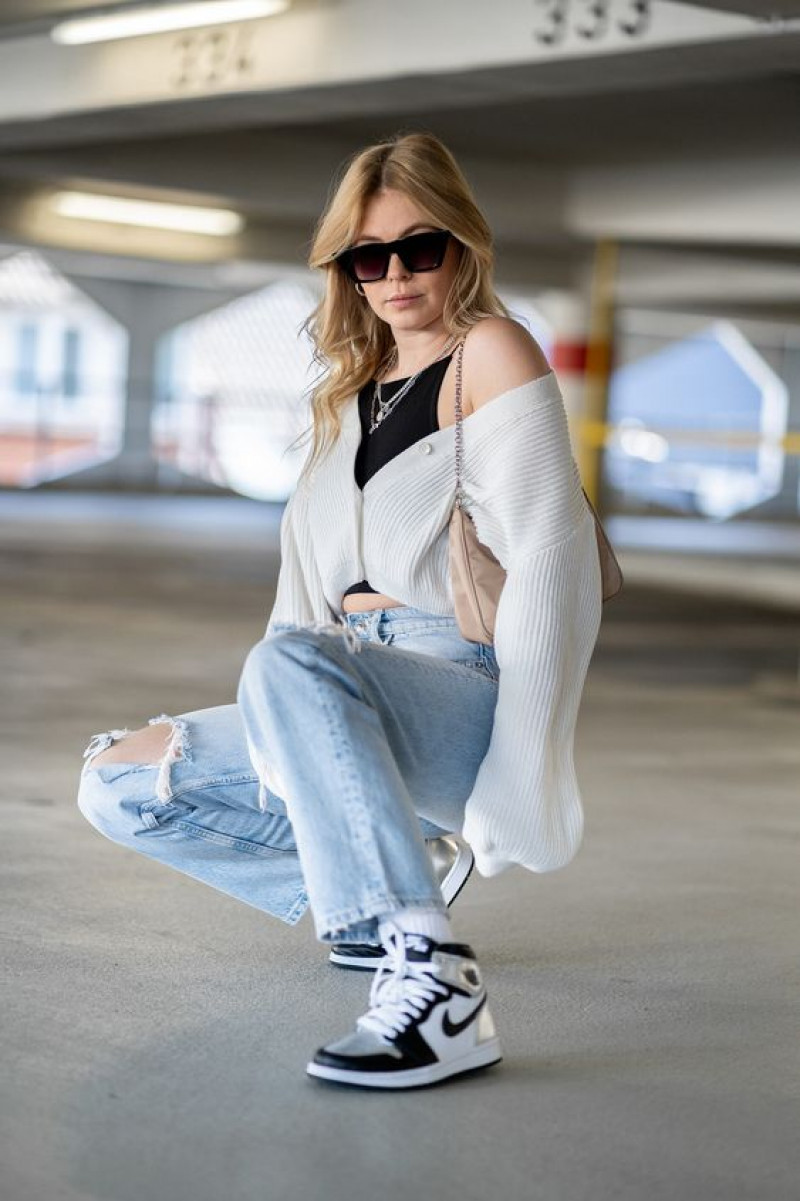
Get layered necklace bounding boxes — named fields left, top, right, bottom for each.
left=369, top=333, right=459, bottom=434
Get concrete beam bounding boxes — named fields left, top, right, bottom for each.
left=569, top=153, right=800, bottom=249
left=616, top=245, right=800, bottom=310
left=0, top=1, right=763, bottom=146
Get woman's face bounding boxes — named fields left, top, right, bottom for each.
left=351, top=188, right=460, bottom=334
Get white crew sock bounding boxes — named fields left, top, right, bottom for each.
left=378, top=907, right=454, bottom=948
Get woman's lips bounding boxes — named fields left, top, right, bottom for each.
left=387, top=295, right=421, bottom=306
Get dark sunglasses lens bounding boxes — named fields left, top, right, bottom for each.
left=343, top=230, right=449, bottom=281
left=350, top=245, right=390, bottom=282
left=401, top=231, right=449, bottom=271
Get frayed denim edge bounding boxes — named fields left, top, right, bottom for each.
left=81, top=714, right=192, bottom=804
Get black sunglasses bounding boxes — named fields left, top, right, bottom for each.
left=335, top=229, right=451, bottom=283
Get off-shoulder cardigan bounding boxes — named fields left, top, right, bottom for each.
left=261, top=370, right=603, bottom=879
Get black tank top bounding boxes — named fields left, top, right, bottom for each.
left=343, top=352, right=453, bottom=599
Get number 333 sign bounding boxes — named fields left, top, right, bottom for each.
left=533, top=0, right=652, bottom=45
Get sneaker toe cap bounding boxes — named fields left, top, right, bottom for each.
left=317, top=1028, right=400, bottom=1060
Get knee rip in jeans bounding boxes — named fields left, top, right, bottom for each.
left=81, top=714, right=192, bottom=803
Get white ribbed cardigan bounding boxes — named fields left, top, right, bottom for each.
left=263, top=370, right=603, bottom=878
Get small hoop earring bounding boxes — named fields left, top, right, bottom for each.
left=355, top=282, right=366, bottom=296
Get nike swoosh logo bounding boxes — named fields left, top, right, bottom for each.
left=441, top=993, right=487, bottom=1038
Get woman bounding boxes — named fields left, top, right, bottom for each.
left=77, top=132, right=602, bottom=1090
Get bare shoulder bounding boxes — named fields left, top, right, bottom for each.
left=462, top=316, right=551, bottom=413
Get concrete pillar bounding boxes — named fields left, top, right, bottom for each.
left=41, top=276, right=247, bottom=492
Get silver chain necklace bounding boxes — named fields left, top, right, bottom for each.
left=369, top=334, right=459, bottom=434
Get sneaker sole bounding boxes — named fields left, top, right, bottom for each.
left=328, top=843, right=475, bottom=971
left=438, top=841, right=475, bottom=909
left=306, top=1037, right=503, bottom=1090
left=327, top=948, right=386, bottom=971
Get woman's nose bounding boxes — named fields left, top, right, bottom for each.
left=386, top=252, right=411, bottom=279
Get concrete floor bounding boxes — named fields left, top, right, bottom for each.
left=2, top=496, right=799, bottom=1201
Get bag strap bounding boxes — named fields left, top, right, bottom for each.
left=453, top=332, right=623, bottom=601
left=453, top=335, right=467, bottom=508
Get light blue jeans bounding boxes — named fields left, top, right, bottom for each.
left=77, top=605, right=500, bottom=945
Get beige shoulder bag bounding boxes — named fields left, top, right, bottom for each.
left=447, top=336, right=624, bottom=646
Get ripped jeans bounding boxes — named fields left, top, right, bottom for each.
left=77, top=605, right=500, bottom=945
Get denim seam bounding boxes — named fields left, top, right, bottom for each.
left=165, top=773, right=260, bottom=802
left=136, top=817, right=298, bottom=856
left=457, top=658, right=498, bottom=682
left=310, top=637, right=391, bottom=896
left=380, top=621, right=461, bottom=636
left=284, top=888, right=309, bottom=924
left=371, top=642, right=497, bottom=686
left=91, top=768, right=261, bottom=800
left=120, top=770, right=261, bottom=807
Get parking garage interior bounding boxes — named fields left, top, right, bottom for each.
left=1, top=3, right=799, bottom=1199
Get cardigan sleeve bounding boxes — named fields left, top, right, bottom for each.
left=459, top=382, right=603, bottom=877
left=264, top=481, right=333, bottom=639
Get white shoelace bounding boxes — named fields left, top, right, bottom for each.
left=356, top=924, right=450, bottom=1043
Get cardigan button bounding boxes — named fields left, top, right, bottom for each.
left=418, top=441, right=432, bottom=454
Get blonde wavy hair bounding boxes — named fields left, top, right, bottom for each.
left=291, top=131, right=510, bottom=484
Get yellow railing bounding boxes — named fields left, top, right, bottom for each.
left=573, top=419, right=800, bottom=454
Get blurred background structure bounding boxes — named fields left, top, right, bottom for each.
left=1, top=4, right=798, bottom=1200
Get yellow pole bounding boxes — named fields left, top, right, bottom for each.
left=581, top=239, right=618, bottom=508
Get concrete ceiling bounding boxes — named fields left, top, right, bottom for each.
left=0, top=0, right=798, bottom=316
left=0, top=1, right=173, bottom=38
left=680, top=1, right=800, bottom=15
left=2, top=0, right=800, bottom=28
left=1, top=18, right=800, bottom=156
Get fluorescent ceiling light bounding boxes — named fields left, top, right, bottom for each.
left=52, top=191, right=244, bottom=236
left=52, top=0, right=290, bottom=45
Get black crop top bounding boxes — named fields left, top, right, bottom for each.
left=343, top=352, right=453, bottom=599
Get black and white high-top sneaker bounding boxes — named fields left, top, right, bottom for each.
left=329, top=834, right=475, bottom=971
left=308, top=922, right=503, bottom=1089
